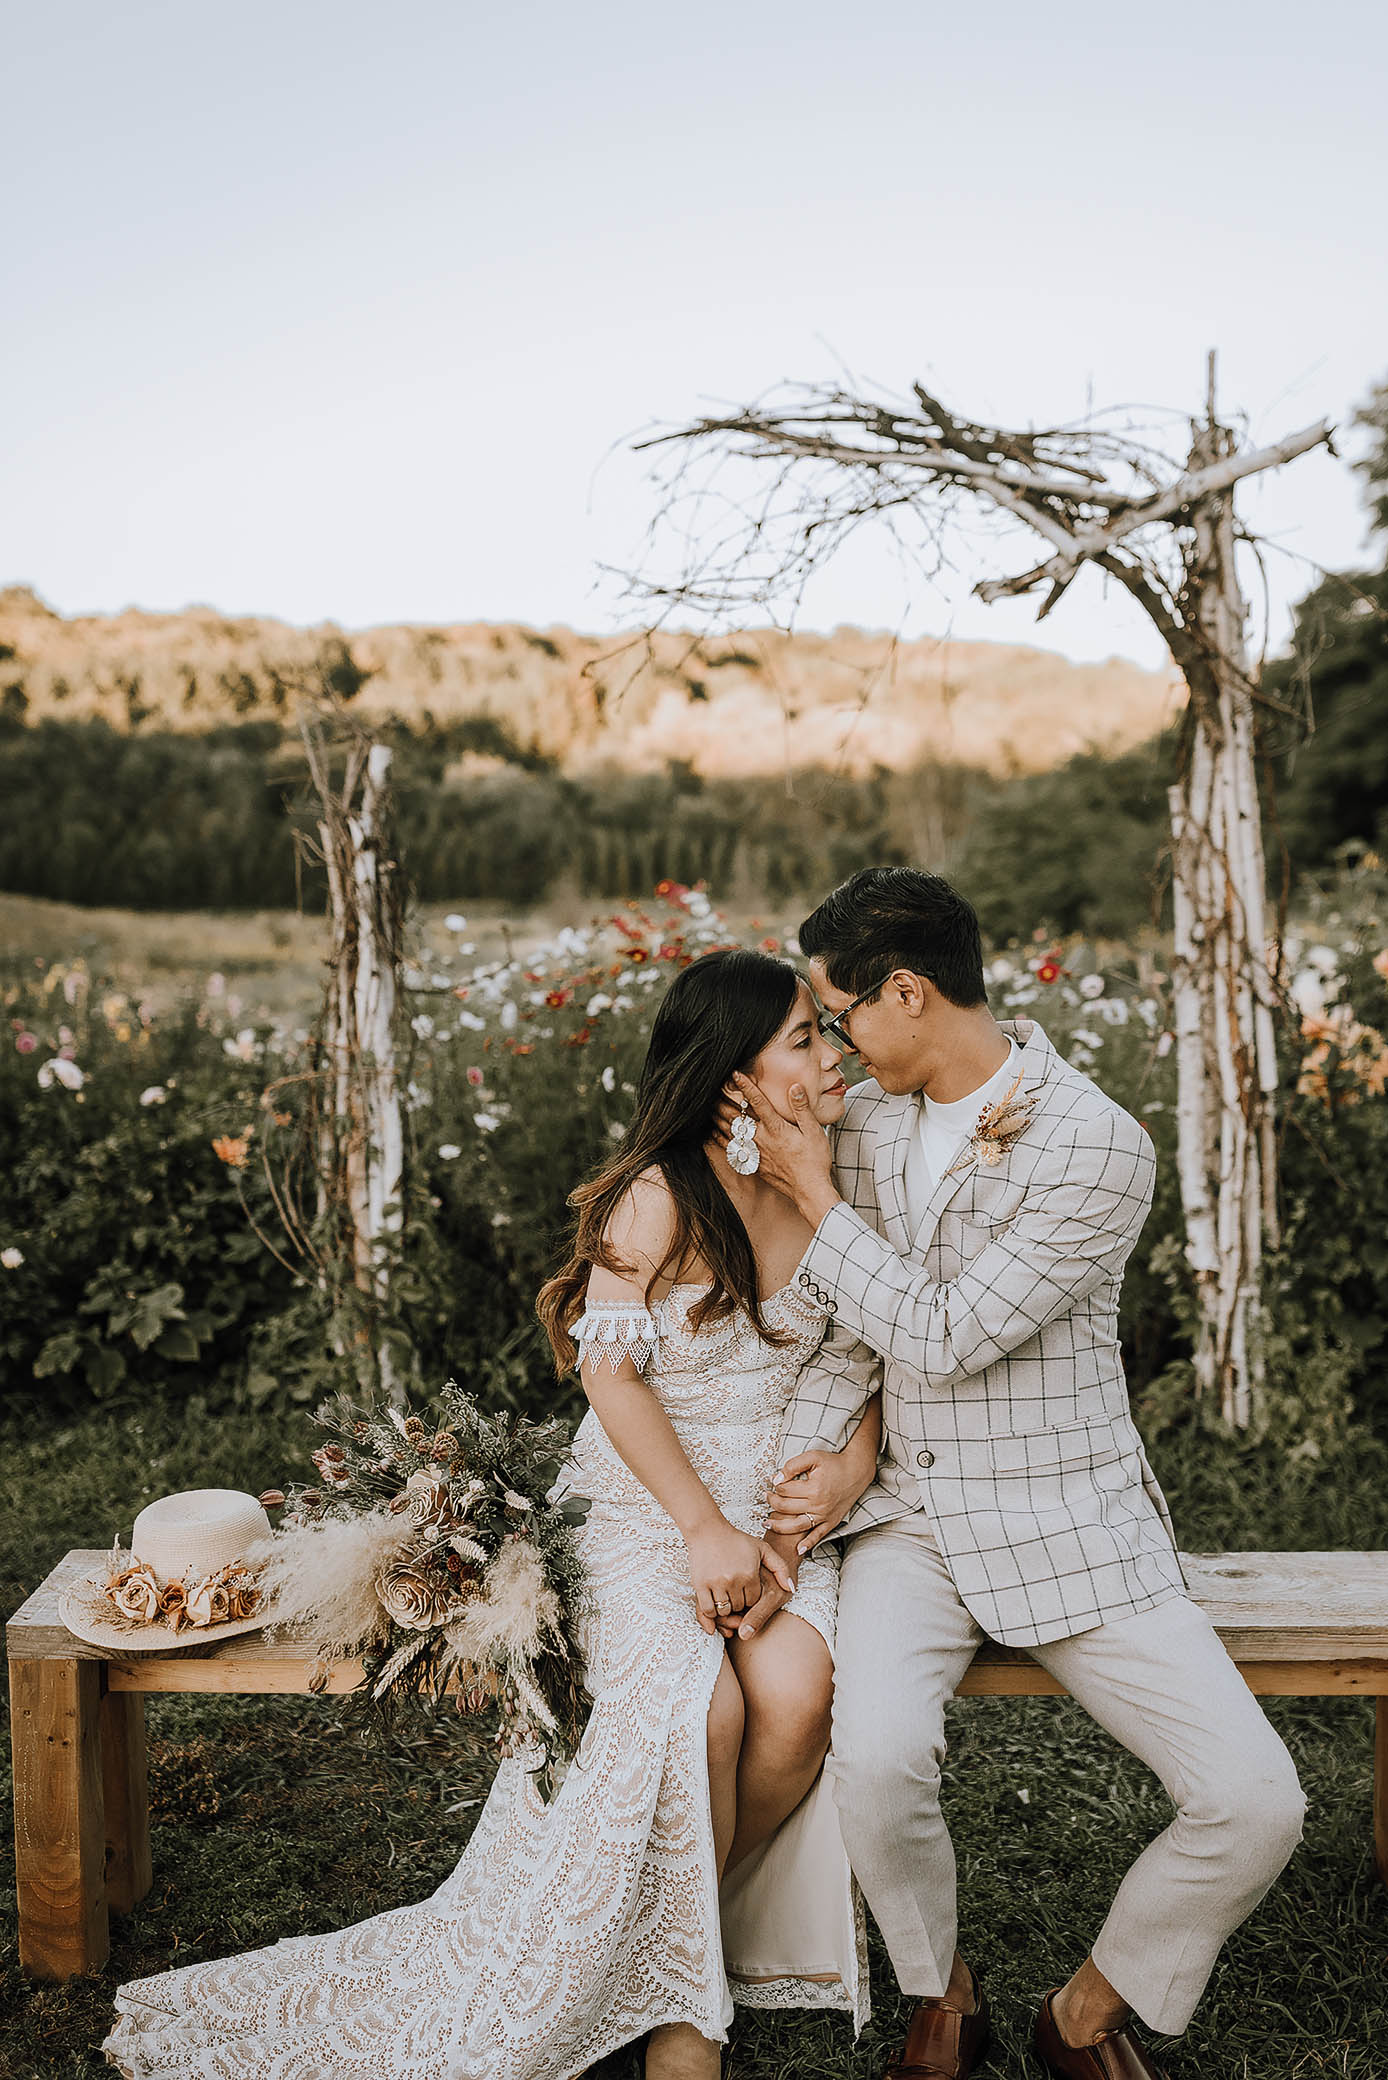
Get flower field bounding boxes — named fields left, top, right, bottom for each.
left=5, top=868, right=1388, bottom=1444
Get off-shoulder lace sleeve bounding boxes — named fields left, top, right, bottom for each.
left=572, top=1301, right=661, bottom=1373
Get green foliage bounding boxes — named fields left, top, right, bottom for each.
left=952, top=737, right=1172, bottom=942
left=0, top=972, right=298, bottom=1408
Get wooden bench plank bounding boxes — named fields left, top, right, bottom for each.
left=13, top=1551, right=1388, bottom=1684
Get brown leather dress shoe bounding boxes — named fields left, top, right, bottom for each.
left=1033, top=1990, right=1170, bottom=2080
left=883, top=1967, right=990, bottom=2078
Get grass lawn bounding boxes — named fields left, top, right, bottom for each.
left=3, top=1402, right=1386, bottom=2078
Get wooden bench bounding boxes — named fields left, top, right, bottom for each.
left=9, top=1548, right=1388, bottom=1980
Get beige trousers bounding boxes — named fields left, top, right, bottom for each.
left=828, top=1513, right=1306, bottom=2035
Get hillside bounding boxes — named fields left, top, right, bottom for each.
left=0, top=587, right=1180, bottom=778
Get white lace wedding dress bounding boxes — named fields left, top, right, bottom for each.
left=104, top=1280, right=867, bottom=2079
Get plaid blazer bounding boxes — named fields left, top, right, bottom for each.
left=781, top=1018, right=1187, bottom=1647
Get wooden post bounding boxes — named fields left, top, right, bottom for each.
left=100, top=1677, right=152, bottom=1914
left=9, top=1656, right=109, bottom=1977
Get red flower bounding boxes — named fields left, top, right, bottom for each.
left=760, top=936, right=781, bottom=953
left=1035, top=960, right=1062, bottom=985
left=565, top=1024, right=593, bottom=1048
left=626, top=947, right=651, bottom=964
left=544, top=988, right=572, bottom=1008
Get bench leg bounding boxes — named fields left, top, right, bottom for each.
left=9, top=1656, right=109, bottom=1979
left=100, top=1677, right=152, bottom=1914
left=1376, top=1697, right=1388, bottom=1888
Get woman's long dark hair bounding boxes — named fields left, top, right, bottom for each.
left=537, top=949, right=801, bottom=1373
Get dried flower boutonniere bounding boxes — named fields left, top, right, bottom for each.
left=944, top=1069, right=1038, bottom=1176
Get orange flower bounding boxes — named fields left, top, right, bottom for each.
left=565, top=1024, right=593, bottom=1048
left=544, top=988, right=572, bottom=1009
left=1374, top=949, right=1388, bottom=983
left=212, top=1134, right=251, bottom=1167
left=625, top=947, right=651, bottom=964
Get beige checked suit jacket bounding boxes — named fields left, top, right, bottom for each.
left=781, top=1018, right=1187, bottom=1647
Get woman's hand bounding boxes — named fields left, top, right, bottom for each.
left=725, top=1533, right=802, bottom=1640
left=769, top=1445, right=876, bottom=1553
left=687, top=1519, right=793, bottom=1636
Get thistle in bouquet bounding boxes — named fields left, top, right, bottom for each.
left=258, top=1380, right=591, bottom=1797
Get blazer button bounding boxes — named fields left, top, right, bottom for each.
left=798, top=1272, right=811, bottom=1288
left=916, top=1449, right=934, bottom=1469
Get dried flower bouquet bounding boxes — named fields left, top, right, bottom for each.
left=259, top=1380, right=591, bottom=1794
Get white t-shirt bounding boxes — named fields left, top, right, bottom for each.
left=902, top=1039, right=1020, bottom=1243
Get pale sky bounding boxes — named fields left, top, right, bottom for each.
left=4, top=0, right=1385, bottom=668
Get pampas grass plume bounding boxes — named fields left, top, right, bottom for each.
left=255, top=1511, right=412, bottom=1656
left=442, top=1537, right=561, bottom=1669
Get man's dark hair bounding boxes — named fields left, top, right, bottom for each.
left=798, top=867, right=986, bottom=1008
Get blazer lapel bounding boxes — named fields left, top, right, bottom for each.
left=869, top=1094, right=916, bottom=1254
left=911, top=1018, right=1059, bottom=1250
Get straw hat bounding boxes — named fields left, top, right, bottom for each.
left=59, top=1489, right=274, bottom=1651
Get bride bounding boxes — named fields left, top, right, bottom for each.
left=104, top=948, right=882, bottom=2080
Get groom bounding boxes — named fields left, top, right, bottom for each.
left=733, top=868, right=1305, bottom=2080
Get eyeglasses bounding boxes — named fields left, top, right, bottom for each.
left=815, top=976, right=894, bottom=1052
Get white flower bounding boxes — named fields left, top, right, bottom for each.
left=987, top=957, right=1016, bottom=983
left=607, top=1120, right=626, bottom=1140
left=1306, top=945, right=1339, bottom=975
left=206, top=972, right=226, bottom=997
left=499, top=1002, right=519, bottom=1031
left=1289, top=969, right=1326, bottom=1017
left=1073, top=1029, right=1103, bottom=1049
left=444, top=913, right=468, bottom=932
left=1095, top=999, right=1129, bottom=1026
left=474, top=1111, right=501, bottom=1133
left=456, top=1011, right=486, bottom=1031
left=38, top=1057, right=85, bottom=1090
left=686, top=893, right=712, bottom=918
left=526, top=989, right=548, bottom=1007
left=491, top=1210, right=512, bottom=1227
left=437, top=1143, right=462, bottom=1160
left=222, top=1028, right=261, bottom=1062
left=1, top=1247, right=23, bottom=1269
left=612, top=994, right=635, bottom=1012
left=586, top=993, right=613, bottom=1017
left=411, top=1013, right=436, bottom=1039
left=1079, top=974, right=1105, bottom=999
left=139, top=1085, right=168, bottom=1106
left=1155, top=1031, right=1174, bottom=1057
left=600, top=1065, right=616, bottom=1093
left=430, top=973, right=452, bottom=989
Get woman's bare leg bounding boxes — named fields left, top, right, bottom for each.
left=645, top=1654, right=744, bottom=2080
left=725, top=1611, right=833, bottom=1872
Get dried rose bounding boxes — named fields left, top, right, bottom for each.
left=405, top=1468, right=448, bottom=1518
left=185, top=1574, right=231, bottom=1628
left=107, top=1562, right=161, bottom=1624
left=221, top=1569, right=260, bottom=1622
left=388, top=1492, right=412, bottom=1514
left=158, top=1581, right=190, bottom=1632
left=376, top=1563, right=448, bottom=1631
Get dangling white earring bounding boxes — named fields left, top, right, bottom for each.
left=726, top=1101, right=761, bottom=1176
